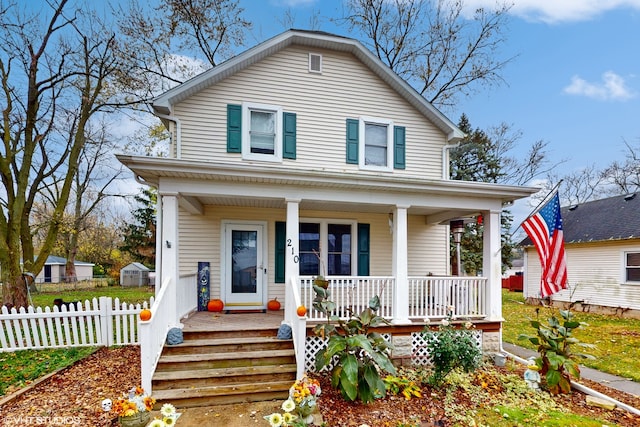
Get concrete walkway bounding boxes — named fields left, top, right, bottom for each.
left=503, top=342, right=640, bottom=398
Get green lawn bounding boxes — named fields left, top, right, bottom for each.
left=502, top=289, right=640, bottom=381
left=29, top=285, right=154, bottom=309
left=0, top=285, right=154, bottom=396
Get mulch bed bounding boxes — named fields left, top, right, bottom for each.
left=1, top=346, right=640, bottom=426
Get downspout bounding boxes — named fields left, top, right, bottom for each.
left=442, top=142, right=461, bottom=179
left=155, top=113, right=182, bottom=159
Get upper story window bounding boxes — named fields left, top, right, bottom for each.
left=346, top=117, right=405, bottom=171
left=624, top=251, right=640, bottom=283
left=243, top=103, right=283, bottom=161
left=227, top=103, right=296, bottom=161
left=360, top=117, right=393, bottom=171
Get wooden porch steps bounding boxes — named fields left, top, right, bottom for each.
left=152, top=325, right=296, bottom=408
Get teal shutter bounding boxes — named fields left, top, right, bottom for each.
left=394, top=126, right=406, bottom=169
left=346, top=119, right=359, bottom=164
left=227, top=104, right=242, bottom=153
left=357, top=223, right=370, bottom=276
left=283, top=112, right=297, bottom=159
left=275, top=221, right=286, bottom=283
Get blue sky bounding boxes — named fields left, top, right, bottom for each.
left=241, top=0, right=640, bottom=177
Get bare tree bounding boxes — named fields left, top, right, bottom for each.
left=339, top=0, right=515, bottom=108
left=0, top=0, right=125, bottom=307
left=545, top=165, right=607, bottom=206
left=115, top=0, right=252, bottom=99
left=601, top=139, right=640, bottom=195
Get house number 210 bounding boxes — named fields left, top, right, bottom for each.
left=287, top=239, right=299, bottom=263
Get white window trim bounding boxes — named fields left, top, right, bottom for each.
left=358, top=116, right=394, bottom=172
left=300, top=218, right=358, bottom=276
left=242, top=102, right=283, bottom=162
left=621, top=249, right=640, bottom=285
left=308, top=53, right=323, bottom=73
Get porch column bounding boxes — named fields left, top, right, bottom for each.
left=392, top=205, right=410, bottom=324
left=483, top=209, right=502, bottom=321
left=284, top=199, right=300, bottom=325
left=161, top=192, right=179, bottom=327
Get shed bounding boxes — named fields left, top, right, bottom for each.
left=120, top=262, right=150, bottom=287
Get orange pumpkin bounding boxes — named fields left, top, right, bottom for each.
left=207, top=299, right=224, bottom=312
left=267, top=297, right=281, bottom=311
left=139, top=309, right=152, bottom=321
left=296, top=305, right=307, bottom=317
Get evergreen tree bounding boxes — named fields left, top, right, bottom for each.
left=450, top=114, right=515, bottom=274
left=120, top=189, right=157, bottom=268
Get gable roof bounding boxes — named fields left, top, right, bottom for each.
left=522, top=193, right=640, bottom=245
left=152, top=29, right=465, bottom=142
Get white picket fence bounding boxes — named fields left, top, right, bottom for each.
left=0, top=296, right=154, bottom=352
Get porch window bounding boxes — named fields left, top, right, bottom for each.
left=625, top=252, right=640, bottom=283
left=300, top=221, right=355, bottom=276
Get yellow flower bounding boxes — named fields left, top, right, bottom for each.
left=163, top=416, right=176, bottom=426
left=123, top=408, right=136, bottom=417
left=281, top=399, right=296, bottom=413
left=148, top=420, right=164, bottom=427
left=282, top=412, right=297, bottom=424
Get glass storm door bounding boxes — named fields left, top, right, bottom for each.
left=224, top=222, right=265, bottom=307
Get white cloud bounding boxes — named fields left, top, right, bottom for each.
left=563, top=71, right=636, bottom=101
left=463, top=0, right=640, bottom=23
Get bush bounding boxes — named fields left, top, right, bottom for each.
left=422, top=312, right=482, bottom=386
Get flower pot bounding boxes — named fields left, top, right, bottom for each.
left=118, top=412, right=150, bottom=427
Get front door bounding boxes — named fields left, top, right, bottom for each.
left=223, top=222, right=266, bottom=309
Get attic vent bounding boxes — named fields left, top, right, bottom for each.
left=568, top=205, right=578, bottom=211
left=624, top=193, right=636, bottom=201
left=308, top=53, right=322, bottom=73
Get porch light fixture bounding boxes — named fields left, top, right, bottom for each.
left=450, top=219, right=465, bottom=276
left=388, top=213, right=393, bottom=234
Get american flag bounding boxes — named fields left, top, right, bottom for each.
left=522, top=192, right=568, bottom=298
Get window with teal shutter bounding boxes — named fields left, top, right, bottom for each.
left=394, top=126, right=406, bottom=169
left=275, top=221, right=286, bottom=283
left=346, top=118, right=359, bottom=164
left=283, top=112, right=296, bottom=159
left=227, top=104, right=242, bottom=153
left=358, top=223, right=370, bottom=276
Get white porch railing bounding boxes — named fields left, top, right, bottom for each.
left=408, top=276, right=488, bottom=319
left=139, top=276, right=174, bottom=393
left=177, top=272, right=198, bottom=319
left=0, top=296, right=153, bottom=352
left=299, top=276, right=395, bottom=321
left=296, top=275, right=488, bottom=322
left=284, top=275, right=306, bottom=380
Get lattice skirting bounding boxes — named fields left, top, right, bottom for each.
left=305, top=330, right=483, bottom=372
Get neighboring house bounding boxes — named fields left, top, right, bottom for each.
left=34, top=255, right=94, bottom=284
left=117, top=30, right=536, bottom=392
left=522, top=193, right=640, bottom=317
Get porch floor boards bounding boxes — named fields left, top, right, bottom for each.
left=180, top=310, right=284, bottom=331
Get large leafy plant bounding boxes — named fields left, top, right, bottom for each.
left=312, top=284, right=396, bottom=403
left=518, top=309, right=595, bottom=394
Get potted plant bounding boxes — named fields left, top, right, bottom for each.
left=111, top=386, right=155, bottom=427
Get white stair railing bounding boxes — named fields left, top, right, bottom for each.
left=284, top=275, right=306, bottom=379
left=139, top=276, right=173, bottom=393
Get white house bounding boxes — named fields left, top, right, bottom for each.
left=34, top=255, right=94, bottom=284
left=522, top=193, right=640, bottom=317
left=117, top=30, right=537, bottom=394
